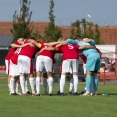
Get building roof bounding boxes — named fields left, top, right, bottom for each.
left=0, top=35, right=13, bottom=49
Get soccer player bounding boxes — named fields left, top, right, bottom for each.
left=27, top=39, right=61, bottom=96
left=66, top=35, right=101, bottom=96
left=5, top=38, right=24, bottom=94
left=9, top=40, right=31, bottom=95
left=17, top=37, right=39, bottom=96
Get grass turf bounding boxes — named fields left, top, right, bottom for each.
left=0, top=77, right=117, bottom=117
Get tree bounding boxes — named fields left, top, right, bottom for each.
left=10, top=0, right=33, bottom=41
left=70, top=18, right=101, bottom=43
left=43, top=0, right=62, bottom=42
left=94, top=24, right=101, bottom=44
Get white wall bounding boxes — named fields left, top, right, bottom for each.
left=95, top=45, right=116, bottom=59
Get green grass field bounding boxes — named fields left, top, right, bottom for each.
left=0, top=76, right=117, bottom=117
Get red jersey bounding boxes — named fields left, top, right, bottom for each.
left=5, top=41, right=20, bottom=60
left=19, top=39, right=39, bottom=58
left=11, top=48, right=22, bottom=64
left=37, top=41, right=56, bottom=60
left=57, top=44, right=80, bottom=60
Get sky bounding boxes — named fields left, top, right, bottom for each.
left=0, top=0, right=117, bottom=26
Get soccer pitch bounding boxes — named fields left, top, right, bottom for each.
left=0, top=77, right=117, bottom=117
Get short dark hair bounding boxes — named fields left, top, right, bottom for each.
left=30, top=37, right=36, bottom=40
left=74, top=35, right=82, bottom=39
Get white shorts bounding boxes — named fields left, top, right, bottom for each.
left=9, top=60, right=20, bottom=76
left=5, top=60, right=9, bottom=74
left=18, top=55, right=33, bottom=74
left=36, top=55, right=53, bottom=72
left=83, top=63, right=86, bottom=74
left=68, top=67, right=72, bottom=74
left=62, top=59, right=78, bottom=73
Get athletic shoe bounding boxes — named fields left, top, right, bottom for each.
left=36, top=94, right=40, bottom=96
left=49, top=93, right=53, bottom=96
left=16, top=92, right=22, bottom=95
left=56, top=91, right=60, bottom=95
left=90, top=92, right=97, bottom=96
left=82, top=93, right=90, bottom=96
left=11, top=93, right=18, bottom=95
left=68, top=91, right=72, bottom=95
left=23, top=93, right=28, bottom=96
left=74, top=92, right=78, bottom=96
left=26, top=91, right=31, bottom=95
left=80, top=90, right=86, bottom=95
left=32, top=93, right=36, bottom=96
left=58, top=93, right=64, bottom=96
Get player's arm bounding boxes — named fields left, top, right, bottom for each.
left=20, top=43, right=33, bottom=48
left=66, top=38, right=78, bottom=44
left=39, top=47, right=59, bottom=53
left=82, top=38, right=96, bottom=45
left=79, top=45, right=94, bottom=50
left=56, top=41, right=67, bottom=48
left=44, top=42, right=61, bottom=46
left=29, top=40, right=42, bottom=48
left=10, top=43, right=22, bottom=48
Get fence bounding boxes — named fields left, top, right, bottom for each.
left=99, top=50, right=117, bottom=84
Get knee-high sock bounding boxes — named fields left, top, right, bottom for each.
left=29, top=78, right=35, bottom=94
left=93, top=76, right=98, bottom=92
left=10, top=78, right=15, bottom=93
left=48, top=77, right=54, bottom=94
left=34, top=78, right=36, bottom=90
left=69, top=78, right=74, bottom=92
left=20, top=76, right=26, bottom=94
left=43, top=78, right=47, bottom=93
left=86, top=75, right=92, bottom=92
left=36, top=77, right=41, bottom=94
left=73, top=75, right=78, bottom=93
left=25, top=78, right=29, bottom=92
left=90, top=77, right=94, bottom=92
left=60, top=74, right=66, bottom=93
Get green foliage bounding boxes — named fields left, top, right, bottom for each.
left=10, top=0, right=33, bottom=42
left=43, top=0, right=62, bottom=42
left=71, top=18, right=101, bottom=44
left=94, top=24, right=101, bottom=44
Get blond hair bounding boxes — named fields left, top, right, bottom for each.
left=58, top=38, right=65, bottom=42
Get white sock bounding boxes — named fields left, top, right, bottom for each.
left=73, top=75, right=78, bottom=93
left=20, top=76, right=26, bottom=94
left=43, top=78, right=47, bottom=93
left=10, top=78, right=15, bottom=93
left=29, top=78, right=35, bottom=94
left=25, top=78, right=29, bottom=92
left=60, top=74, right=66, bottom=93
left=48, top=77, right=54, bottom=94
left=15, top=83, right=19, bottom=93
left=69, top=78, right=74, bottom=92
left=40, top=78, right=43, bottom=85
left=84, top=87, right=86, bottom=90
left=34, top=78, right=36, bottom=90
left=36, top=77, right=41, bottom=94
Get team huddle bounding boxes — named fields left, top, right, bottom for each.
left=5, top=35, right=101, bottom=96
